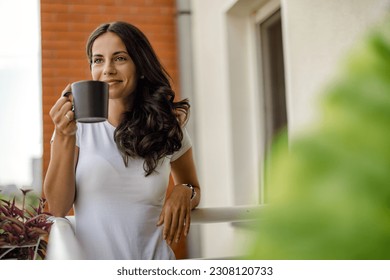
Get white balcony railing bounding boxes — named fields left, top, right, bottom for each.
left=46, top=216, right=85, bottom=259
left=45, top=205, right=264, bottom=260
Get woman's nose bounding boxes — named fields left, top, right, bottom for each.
left=103, top=61, right=116, bottom=75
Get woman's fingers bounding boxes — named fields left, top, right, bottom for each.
left=50, top=96, right=68, bottom=119
left=159, top=206, right=186, bottom=244
left=156, top=211, right=164, bottom=227
left=160, top=205, right=191, bottom=244
left=184, top=208, right=191, bottom=237
left=50, top=84, right=72, bottom=115
left=61, top=84, right=74, bottom=104
left=157, top=185, right=193, bottom=244
left=162, top=210, right=172, bottom=241
left=49, top=84, right=77, bottom=136
left=164, top=209, right=186, bottom=245
left=57, top=102, right=73, bottom=125
left=174, top=209, right=186, bottom=243
left=61, top=84, right=72, bottom=97
left=167, top=211, right=180, bottom=244
left=58, top=100, right=73, bottom=119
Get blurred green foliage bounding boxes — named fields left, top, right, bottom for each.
left=249, top=18, right=390, bottom=259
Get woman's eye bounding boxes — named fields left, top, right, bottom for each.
left=93, top=58, right=103, bottom=64
left=115, top=56, right=126, bottom=62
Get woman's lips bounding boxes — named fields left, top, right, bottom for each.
left=104, top=80, right=122, bottom=86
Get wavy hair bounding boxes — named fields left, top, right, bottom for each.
left=86, top=22, right=190, bottom=176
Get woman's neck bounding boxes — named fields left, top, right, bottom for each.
left=108, top=99, right=126, bottom=127
left=108, top=95, right=135, bottom=127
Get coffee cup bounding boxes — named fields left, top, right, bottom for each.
left=71, top=80, right=109, bottom=123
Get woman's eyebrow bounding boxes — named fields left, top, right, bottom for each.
left=113, top=51, right=129, bottom=56
left=92, top=51, right=128, bottom=57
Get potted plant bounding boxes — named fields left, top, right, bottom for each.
left=0, top=188, right=52, bottom=260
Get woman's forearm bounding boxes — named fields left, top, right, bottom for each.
left=43, top=133, right=77, bottom=217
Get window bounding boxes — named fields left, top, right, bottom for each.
left=259, top=9, right=287, bottom=151
left=255, top=6, right=287, bottom=202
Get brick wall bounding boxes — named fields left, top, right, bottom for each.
left=40, top=0, right=185, bottom=258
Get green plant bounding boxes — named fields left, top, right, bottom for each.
left=0, top=189, right=52, bottom=260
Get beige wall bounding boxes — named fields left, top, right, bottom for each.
left=281, top=0, right=390, bottom=136
left=191, top=0, right=389, bottom=259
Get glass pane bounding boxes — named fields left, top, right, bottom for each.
left=260, top=9, right=287, bottom=149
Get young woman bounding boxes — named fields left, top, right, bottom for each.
left=44, top=21, right=200, bottom=259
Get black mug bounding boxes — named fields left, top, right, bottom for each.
left=71, top=80, right=109, bottom=123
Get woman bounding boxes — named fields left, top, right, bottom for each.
left=44, top=21, right=201, bottom=259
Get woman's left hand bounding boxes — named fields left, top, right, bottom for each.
left=157, top=184, right=192, bottom=245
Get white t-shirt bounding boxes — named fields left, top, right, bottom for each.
left=74, top=121, right=191, bottom=259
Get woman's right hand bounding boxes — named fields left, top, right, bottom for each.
left=49, top=84, right=77, bottom=136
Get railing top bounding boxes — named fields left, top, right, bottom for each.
left=191, top=205, right=264, bottom=224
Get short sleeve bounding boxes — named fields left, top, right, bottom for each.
left=170, top=128, right=192, bottom=162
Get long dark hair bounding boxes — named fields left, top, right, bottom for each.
left=86, top=21, right=190, bottom=176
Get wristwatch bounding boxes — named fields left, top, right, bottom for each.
left=182, top=183, right=196, bottom=200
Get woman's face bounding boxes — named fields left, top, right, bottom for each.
left=91, top=32, right=137, bottom=101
